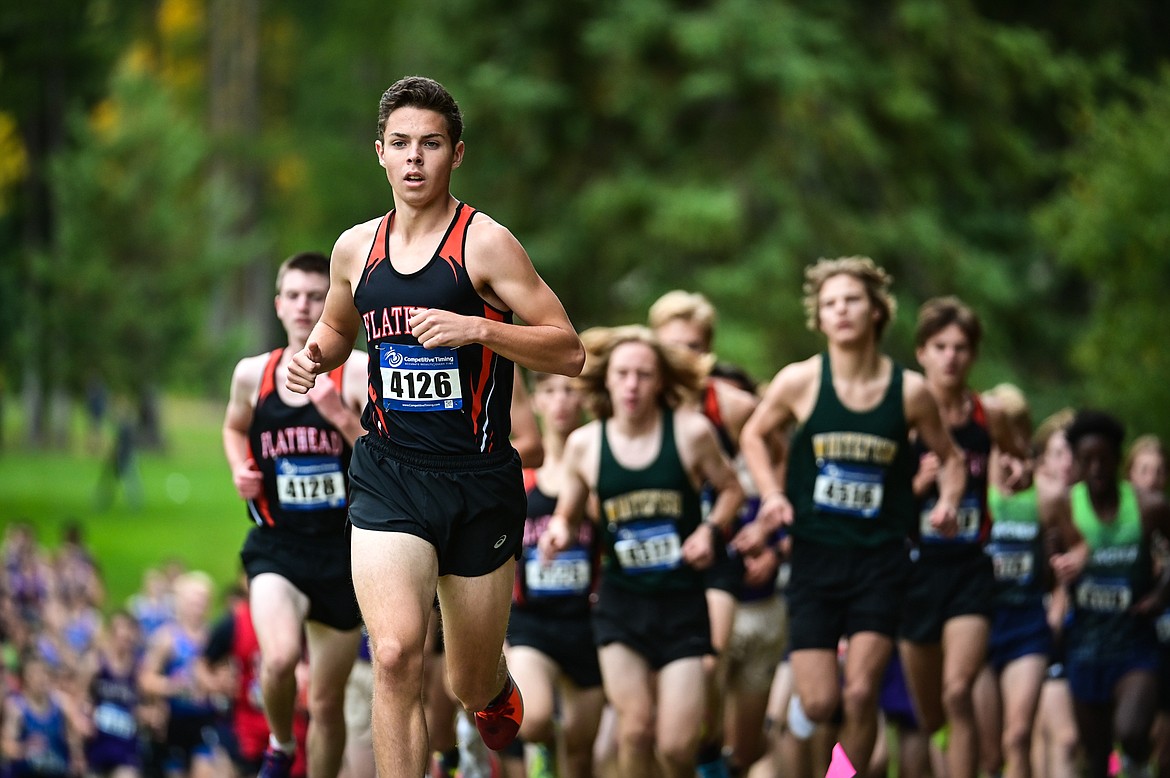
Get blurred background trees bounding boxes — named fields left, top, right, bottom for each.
left=2, top=0, right=1169, bottom=447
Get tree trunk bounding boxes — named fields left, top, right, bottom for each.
left=207, top=0, right=273, bottom=353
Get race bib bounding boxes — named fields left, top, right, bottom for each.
left=990, top=549, right=1034, bottom=583
left=275, top=457, right=346, bottom=510
left=1076, top=577, right=1132, bottom=613
left=920, top=495, right=981, bottom=542
left=613, top=521, right=682, bottom=573
left=380, top=343, right=462, bottom=412
left=524, top=548, right=591, bottom=597
left=94, top=702, right=137, bottom=739
left=813, top=463, right=883, bottom=518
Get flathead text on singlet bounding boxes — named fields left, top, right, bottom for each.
left=362, top=305, right=429, bottom=340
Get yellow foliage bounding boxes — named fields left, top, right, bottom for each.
left=0, top=113, right=29, bottom=211
left=90, top=99, right=120, bottom=140
left=123, top=42, right=157, bottom=77
left=158, top=0, right=203, bottom=40
left=272, top=154, right=308, bottom=195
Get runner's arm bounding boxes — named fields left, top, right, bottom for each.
left=288, top=228, right=367, bottom=392
left=223, top=357, right=263, bottom=500
left=740, top=366, right=800, bottom=533
left=414, top=218, right=583, bottom=377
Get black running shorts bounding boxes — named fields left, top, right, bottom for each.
left=900, top=547, right=994, bottom=643
left=786, top=537, right=910, bottom=651
left=507, top=609, right=603, bottom=689
left=591, top=578, right=712, bottom=669
left=348, top=435, right=526, bottom=577
left=240, top=526, right=362, bottom=631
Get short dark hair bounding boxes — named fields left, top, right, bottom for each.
left=275, top=251, right=329, bottom=293
left=377, top=76, right=463, bottom=145
left=710, top=361, right=758, bottom=394
left=915, top=296, right=983, bottom=352
left=1066, top=409, right=1126, bottom=457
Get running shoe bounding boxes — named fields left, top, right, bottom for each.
left=257, top=747, right=293, bottom=778
left=473, top=674, right=524, bottom=751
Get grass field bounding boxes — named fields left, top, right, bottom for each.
left=1, top=395, right=251, bottom=611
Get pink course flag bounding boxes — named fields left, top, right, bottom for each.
left=825, top=742, right=856, bottom=778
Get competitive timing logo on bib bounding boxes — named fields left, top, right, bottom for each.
left=381, top=345, right=457, bottom=370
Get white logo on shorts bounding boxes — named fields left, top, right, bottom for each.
left=494, top=535, right=507, bottom=549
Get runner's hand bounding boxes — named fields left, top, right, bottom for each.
left=538, top=515, right=572, bottom=562
left=233, top=458, right=263, bottom=500
left=926, top=502, right=958, bottom=538
left=682, top=524, right=716, bottom=571
left=287, top=342, right=324, bottom=393
left=742, top=546, right=781, bottom=589
left=409, top=307, right=478, bottom=349
left=756, top=491, right=794, bottom=533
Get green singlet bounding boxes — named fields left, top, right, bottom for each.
left=596, top=408, right=704, bottom=593
left=1066, top=480, right=1157, bottom=665
left=785, top=353, right=915, bottom=548
left=986, top=485, right=1045, bottom=607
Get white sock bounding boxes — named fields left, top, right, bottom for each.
left=269, top=734, right=296, bottom=754
left=787, top=694, right=816, bottom=741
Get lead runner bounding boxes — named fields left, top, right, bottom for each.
left=284, top=76, right=584, bottom=778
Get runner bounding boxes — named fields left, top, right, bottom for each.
left=223, top=251, right=366, bottom=778
left=82, top=611, right=143, bottom=778
left=1059, top=410, right=1170, bottom=778
left=649, top=290, right=764, bottom=778
left=505, top=371, right=604, bottom=778
left=1027, top=409, right=1080, bottom=778
left=285, top=76, right=584, bottom=778
left=900, top=297, right=1031, bottom=778
left=738, top=256, right=966, bottom=772
left=137, top=571, right=220, bottom=778
left=973, top=385, right=1081, bottom=778
left=540, top=325, right=744, bottom=777
left=2, top=653, right=85, bottom=778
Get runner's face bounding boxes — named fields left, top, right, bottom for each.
left=175, top=582, right=211, bottom=624
left=21, top=660, right=51, bottom=698
left=533, top=375, right=584, bottom=437
left=375, top=107, right=463, bottom=206
left=916, top=323, right=975, bottom=391
left=606, top=341, right=664, bottom=420
left=817, top=274, right=877, bottom=344
left=1073, top=433, right=1119, bottom=497
left=275, top=269, right=328, bottom=345
left=111, top=614, right=139, bottom=650
left=655, top=318, right=709, bottom=356
left=1129, top=450, right=1167, bottom=492
left=1040, top=432, right=1074, bottom=487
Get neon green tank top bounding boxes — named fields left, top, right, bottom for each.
left=1070, top=481, right=1150, bottom=615
left=985, top=485, right=1045, bottom=606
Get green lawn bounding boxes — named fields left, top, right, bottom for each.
left=1, top=395, right=251, bottom=612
